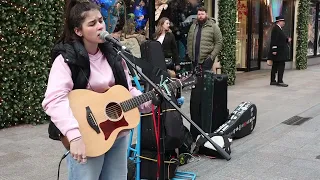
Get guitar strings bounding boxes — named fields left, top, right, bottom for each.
left=102, top=80, right=181, bottom=115
left=103, top=84, right=175, bottom=114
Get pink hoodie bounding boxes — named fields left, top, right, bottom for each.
left=42, top=50, right=152, bottom=142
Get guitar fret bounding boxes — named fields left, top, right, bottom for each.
left=129, top=99, right=134, bottom=109
left=138, top=96, right=143, bottom=105
left=137, top=97, right=142, bottom=107
left=127, top=100, right=132, bottom=111
left=121, top=101, right=127, bottom=112
left=133, top=98, right=138, bottom=108
left=125, top=101, right=129, bottom=111
left=146, top=93, right=150, bottom=100
left=151, top=92, right=155, bottom=99
left=136, top=96, right=142, bottom=107
left=138, top=97, right=141, bottom=105
left=120, top=102, right=124, bottom=111
left=132, top=98, right=137, bottom=109
left=142, top=94, right=146, bottom=103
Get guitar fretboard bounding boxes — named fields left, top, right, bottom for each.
left=120, top=80, right=181, bottom=112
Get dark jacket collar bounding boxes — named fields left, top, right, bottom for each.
left=51, top=40, right=129, bottom=90
left=51, top=40, right=90, bottom=68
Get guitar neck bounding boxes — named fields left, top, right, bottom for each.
left=120, top=80, right=181, bottom=112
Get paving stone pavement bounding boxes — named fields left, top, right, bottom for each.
left=1, top=64, right=320, bottom=180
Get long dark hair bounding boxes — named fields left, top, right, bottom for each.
left=59, top=0, right=100, bottom=43
left=155, top=17, right=170, bottom=40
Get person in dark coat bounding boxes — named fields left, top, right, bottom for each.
left=269, top=15, right=291, bottom=87
left=153, top=17, right=180, bottom=71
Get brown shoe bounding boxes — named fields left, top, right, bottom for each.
left=277, top=83, right=288, bottom=87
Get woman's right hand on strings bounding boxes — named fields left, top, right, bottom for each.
left=70, top=137, right=87, bottom=164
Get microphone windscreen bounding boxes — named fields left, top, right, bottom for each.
left=99, top=31, right=109, bottom=41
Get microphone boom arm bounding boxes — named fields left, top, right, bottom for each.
left=114, top=47, right=231, bottom=161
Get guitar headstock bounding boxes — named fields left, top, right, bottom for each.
left=179, top=74, right=197, bottom=89
left=193, top=65, right=203, bottom=77
left=158, top=74, right=197, bottom=96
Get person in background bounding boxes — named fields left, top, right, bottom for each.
left=153, top=17, right=181, bottom=99
left=153, top=17, right=180, bottom=72
left=42, top=0, right=152, bottom=179
left=269, top=15, right=291, bottom=87
left=187, top=6, right=223, bottom=141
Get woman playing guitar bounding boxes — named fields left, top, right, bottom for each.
left=42, top=0, right=152, bottom=179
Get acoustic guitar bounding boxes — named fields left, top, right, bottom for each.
left=61, top=75, right=196, bottom=157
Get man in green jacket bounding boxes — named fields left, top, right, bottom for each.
left=187, top=6, right=223, bottom=141
left=187, top=6, right=223, bottom=71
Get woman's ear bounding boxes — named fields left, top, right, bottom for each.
left=74, top=27, right=83, bottom=37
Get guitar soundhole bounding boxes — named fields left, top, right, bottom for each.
left=105, top=102, right=122, bottom=120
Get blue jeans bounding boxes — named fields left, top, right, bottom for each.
left=67, top=135, right=129, bottom=180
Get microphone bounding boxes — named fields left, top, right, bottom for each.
left=99, top=31, right=126, bottom=50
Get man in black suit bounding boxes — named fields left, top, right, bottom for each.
left=269, top=15, right=291, bottom=87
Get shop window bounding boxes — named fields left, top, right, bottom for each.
left=261, top=0, right=294, bottom=60
left=236, top=0, right=248, bottom=69
left=307, top=3, right=316, bottom=56
left=317, top=5, right=320, bottom=55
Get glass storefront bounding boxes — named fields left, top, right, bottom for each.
left=236, top=0, right=263, bottom=71
left=236, top=0, right=248, bottom=69
left=105, top=0, right=296, bottom=72
left=236, top=0, right=295, bottom=71
left=261, top=0, right=294, bottom=61
left=307, top=1, right=320, bottom=57
left=249, top=0, right=261, bottom=69
left=317, top=6, right=320, bottom=55
left=308, top=3, right=316, bottom=56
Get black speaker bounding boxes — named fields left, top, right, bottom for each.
left=201, top=71, right=229, bottom=133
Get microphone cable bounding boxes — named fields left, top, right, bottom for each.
left=57, top=151, right=70, bottom=180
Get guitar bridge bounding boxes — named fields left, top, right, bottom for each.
left=86, top=106, right=100, bottom=134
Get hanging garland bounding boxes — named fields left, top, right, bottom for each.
left=218, top=0, right=237, bottom=85
left=296, top=0, right=309, bottom=70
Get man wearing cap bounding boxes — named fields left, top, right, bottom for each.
left=269, top=15, right=291, bottom=87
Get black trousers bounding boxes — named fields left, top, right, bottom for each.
left=271, top=61, right=285, bottom=83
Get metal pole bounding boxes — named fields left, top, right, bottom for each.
left=149, top=0, right=155, bottom=36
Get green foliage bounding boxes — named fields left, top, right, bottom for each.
left=296, top=0, right=309, bottom=70
left=218, top=0, right=237, bottom=85
left=0, top=0, right=64, bottom=128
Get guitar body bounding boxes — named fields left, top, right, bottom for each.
left=67, top=85, right=140, bottom=157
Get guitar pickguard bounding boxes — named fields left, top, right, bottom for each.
left=99, top=118, right=129, bottom=141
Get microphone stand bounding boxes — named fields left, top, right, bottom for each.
left=113, top=47, right=231, bottom=180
